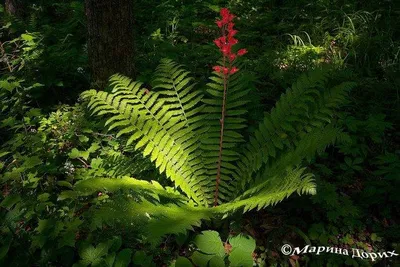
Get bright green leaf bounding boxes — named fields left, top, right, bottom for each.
left=114, top=249, right=132, bottom=267
left=175, top=256, right=193, bottom=267
left=194, top=231, right=225, bottom=257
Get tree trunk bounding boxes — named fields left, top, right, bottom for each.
left=85, top=0, right=135, bottom=90
left=5, top=0, right=22, bottom=16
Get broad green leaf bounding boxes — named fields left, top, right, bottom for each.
left=91, top=158, right=103, bottom=169
left=191, top=251, right=213, bottom=267
left=79, top=242, right=108, bottom=265
left=108, top=236, right=122, bottom=252
left=175, top=232, right=189, bottom=247
left=79, top=136, right=89, bottom=143
left=0, top=195, right=21, bottom=209
left=133, top=251, right=153, bottom=266
left=105, top=252, right=116, bottom=267
left=58, top=233, right=76, bottom=248
left=22, top=156, right=42, bottom=169
left=205, top=4, right=220, bottom=12
left=0, top=151, right=10, bottom=158
left=194, top=230, right=225, bottom=257
left=229, top=235, right=256, bottom=253
left=0, top=237, right=11, bottom=260
left=58, top=218, right=82, bottom=248
left=69, top=148, right=90, bottom=161
left=370, top=233, right=382, bottom=242
left=37, top=193, right=50, bottom=202
left=228, top=235, right=255, bottom=267
left=175, top=256, right=193, bottom=267
left=21, top=33, right=34, bottom=42
left=114, top=248, right=132, bottom=267
left=57, top=181, right=73, bottom=189
left=209, top=256, right=225, bottom=267
left=228, top=249, right=253, bottom=267
left=26, top=108, right=41, bottom=117
left=88, top=142, right=101, bottom=153
left=57, top=191, right=78, bottom=201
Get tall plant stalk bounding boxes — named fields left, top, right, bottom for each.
left=212, top=8, right=247, bottom=206
left=214, top=56, right=228, bottom=207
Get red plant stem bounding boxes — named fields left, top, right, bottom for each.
left=214, top=27, right=228, bottom=207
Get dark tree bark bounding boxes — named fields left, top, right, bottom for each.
left=85, top=0, right=135, bottom=90
left=5, top=0, right=23, bottom=16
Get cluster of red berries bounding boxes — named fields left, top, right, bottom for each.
left=213, top=8, right=247, bottom=75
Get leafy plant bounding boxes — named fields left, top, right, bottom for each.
left=74, top=237, right=133, bottom=267
left=76, top=8, right=356, bottom=245
left=176, top=230, right=256, bottom=267
left=0, top=102, right=160, bottom=266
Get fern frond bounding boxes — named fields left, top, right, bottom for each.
left=232, top=68, right=356, bottom=197
left=89, top=198, right=212, bottom=245
left=200, top=68, right=253, bottom=205
left=99, top=149, right=155, bottom=178
left=72, top=177, right=186, bottom=202
left=81, top=74, right=208, bottom=205
left=71, top=177, right=211, bottom=244
left=245, top=125, right=343, bottom=199
left=215, top=167, right=315, bottom=214
left=152, top=58, right=205, bottom=129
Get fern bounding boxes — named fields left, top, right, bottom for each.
left=81, top=73, right=209, bottom=205
left=232, top=69, right=355, bottom=197
left=152, top=58, right=204, bottom=129
left=67, top=176, right=212, bottom=244
left=197, top=63, right=252, bottom=205
left=216, top=167, right=315, bottom=213
left=78, top=59, right=355, bottom=243
left=99, top=149, right=155, bottom=178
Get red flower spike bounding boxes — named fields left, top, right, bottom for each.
left=213, top=66, right=222, bottom=73
left=220, top=8, right=230, bottom=18
left=216, top=20, right=224, bottom=28
left=213, top=8, right=247, bottom=76
left=237, top=48, right=248, bottom=56
left=230, top=67, right=239, bottom=74
left=219, top=8, right=236, bottom=26
left=228, top=37, right=238, bottom=45
left=221, top=46, right=232, bottom=56
left=228, top=30, right=238, bottom=37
